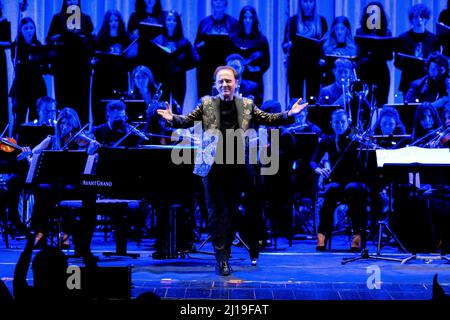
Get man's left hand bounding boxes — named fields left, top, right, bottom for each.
left=288, top=98, right=309, bottom=116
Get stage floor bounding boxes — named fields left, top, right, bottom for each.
left=1, top=232, right=449, bottom=301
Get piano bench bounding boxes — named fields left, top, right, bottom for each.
left=58, top=199, right=143, bottom=259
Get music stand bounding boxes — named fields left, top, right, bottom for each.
left=375, top=147, right=450, bottom=264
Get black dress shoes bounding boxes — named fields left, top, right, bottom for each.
left=217, top=260, right=232, bottom=276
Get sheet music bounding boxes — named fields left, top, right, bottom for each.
left=376, top=146, right=450, bottom=167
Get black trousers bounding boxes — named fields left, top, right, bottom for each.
left=318, top=182, right=368, bottom=235
left=202, top=165, right=247, bottom=262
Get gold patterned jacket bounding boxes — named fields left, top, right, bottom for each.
left=169, top=95, right=294, bottom=177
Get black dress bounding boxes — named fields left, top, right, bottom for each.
left=355, top=28, right=393, bottom=106
left=194, top=14, right=238, bottom=99
left=92, top=34, right=131, bottom=125
left=230, top=32, right=270, bottom=106
left=0, top=18, right=11, bottom=129
left=46, top=12, right=94, bottom=123
left=9, top=41, right=47, bottom=132
left=151, top=34, right=198, bottom=108
left=283, top=15, right=328, bottom=100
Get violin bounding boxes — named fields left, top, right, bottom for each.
left=1, top=137, right=24, bottom=153
left=0, top=136, right=32, bottom=160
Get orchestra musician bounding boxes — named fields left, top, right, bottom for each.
left=411, top=102, right=442, bottom=144
left=405, top=52, right=449, bottom=109
left=91, top=100, right=141, bottom=147
left=25, top=96, right=58, bottom=127
left=310, top=109, right=369, bottom=252
left=157, top=65, right=307, bottom=275
left=372, top=106, right=407, bottom=136
left=30, top=108, right=100, bottom=266
left=318, top=58, right=371, bottom=129
left=129, top=65, right=176, bottom=144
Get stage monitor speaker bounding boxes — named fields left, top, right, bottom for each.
left=77, top=266, right=132, bottom=301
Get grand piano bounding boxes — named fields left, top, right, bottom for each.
left=81, top=145, right=199, bottom=259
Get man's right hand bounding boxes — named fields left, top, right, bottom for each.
left=157, top=102, right=174, bottom=121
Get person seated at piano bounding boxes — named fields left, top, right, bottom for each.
left=310, top=109, right=369, bottom=252
left=405, top=52, right=449, bottom=109
left=318, top=58, right=371, bottom=129
left=152, top=10, right=199, bottom=108
left=372, top=106, right=407, bottom=136
left=286, top=98, right=322, bottom=134
left=30, top=108, right=99, bottom=256
left=92, top=9, right=131, bottom=124
left=320, top=16, right=359, bottom=86
left=157, top=65, right=308, bottom=275
left=92, top=100, right=141, bottom=148
left=9, top=17, right=47, bottom=135
left=230, top=5, right=270, bottom=107
left=25, top=96, right=58, bottom=126
left=394, top=3, right=440, bottom=99
left=128, top=0, right=167, bottom=40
